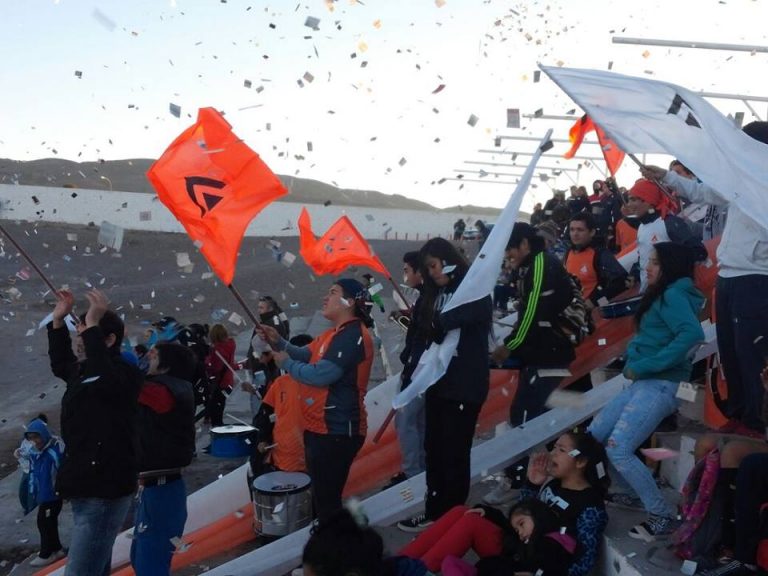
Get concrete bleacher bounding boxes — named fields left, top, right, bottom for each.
left=202, top=321, right=718, bottom=576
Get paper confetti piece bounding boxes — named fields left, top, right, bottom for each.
left=432, top=84, right=446, bottom=94
left=169, top=103, right=181, bottom=118
left=467, top=114, right=479, bottom=127
left=176, top=252, right=192, bottom=267
left=281, top=251, right=296, bottom=267
left=304, top=16, right=320, bottom=30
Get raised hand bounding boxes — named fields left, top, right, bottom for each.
left=255, top=323, right=281, bottom=346
left=84, top=289, right=110, bottom=328
left=52, top=290, right=75, bottom=328
left=640, top=165, right=667, bottom=182
left=527, top=452, right=550, bottom=486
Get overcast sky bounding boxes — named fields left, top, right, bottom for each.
left=2, top=0, right=767, bottom=210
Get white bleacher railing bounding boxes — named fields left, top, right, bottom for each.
left=202, top=322, right=717, bottom=576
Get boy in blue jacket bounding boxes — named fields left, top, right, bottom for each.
left=26, top=418, right=66, bottom=566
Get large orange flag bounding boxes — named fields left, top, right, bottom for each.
left=298, top=207, right=389, bottom=276
left=564, top=114, right=625, bottom=176
left=147, top=108, right=287, bottom=284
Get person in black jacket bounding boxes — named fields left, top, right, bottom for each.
left=47, top=289, right=143, bottom=576
left=131, top=342, right=196, bottom=576
left=486, top=223, right=576, bottom=505
left=397, top=238, right=492, bottom=532
left=388, top=251, right=428, bottom=487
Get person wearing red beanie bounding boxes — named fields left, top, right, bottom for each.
left=627, top=178, right=706, bottom=291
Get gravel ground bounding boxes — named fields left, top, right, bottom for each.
left=0, top=219, right=436, bottom=571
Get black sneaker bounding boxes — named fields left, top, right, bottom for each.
left=605, top=492, right=644, bottom=512
left=628, top=514, right=680, bottom=542
left=397, top=512, right=434, bottom=533
left=381, top=472, right=408, bottom=491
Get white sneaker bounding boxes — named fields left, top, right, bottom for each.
left=29, top=553, right=58, bottom=567
left=482, top=476, right=517, bottom=506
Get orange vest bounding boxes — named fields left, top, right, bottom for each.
left=615, top=219, right=638, bottom=253
left=565, top=247, right=598, bottom=300
left=263, top=375, right=305, bottom=472
left=298, top=320, right=373, bottom=436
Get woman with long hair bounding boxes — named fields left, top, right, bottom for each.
left=397, top=238, right=492, bottom=532
left=589, top=241, right=705, bottom=541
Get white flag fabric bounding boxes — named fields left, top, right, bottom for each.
left=393, top=130, right=552, bottom=409
left=540, top=65, right=768, bottom=231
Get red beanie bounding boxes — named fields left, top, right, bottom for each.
left=629, top=179, right=677, bottom=217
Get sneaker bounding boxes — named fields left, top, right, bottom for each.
left=30, top=551, right=62, bottom=567
left=605, top=492, right=644, bottom=512
left=628, top=514, right=680, bottom=542
left=482, top=476, right=517, bottom=506
left=397, top=512, right=434, bottom=533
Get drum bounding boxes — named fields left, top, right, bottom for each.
left=599, top=295, right=643, bottom=319
left=251, top=471, right=313, bottom=537
left=209, top=424, right=256, bottom=458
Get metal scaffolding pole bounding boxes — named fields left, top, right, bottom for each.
left=464, top=161, right=580, bottom=172
left=454, top=169, right=526, bottom=178
left=612, top=36, right=768, bottom=54
left=478, top=149, right=606, bottom=161
left=496, top=135, right=600, bottom=144
left=444, top=178, right=518, bottom=185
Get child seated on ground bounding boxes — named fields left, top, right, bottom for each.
left=441, top=499, right=577, bottom=576
left=26, top=417, right=66, bottom=567
left=400, top=429, right=609, bottom=576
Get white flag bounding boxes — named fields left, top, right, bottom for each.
left=540, top=65, right=768, bottom=230
left=393, top=130, right=553, bottom=409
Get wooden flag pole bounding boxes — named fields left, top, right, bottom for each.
left=387, top=276, right=413, bottom=313
left=0, top=223, right=66, bottom=297
left=627, top=153, right=679, bottom=205
left=0, top=223, right=80, bottom=324
left=372, top=408, right=396, bottom=444
left=227, top=283, right=261, bottom=327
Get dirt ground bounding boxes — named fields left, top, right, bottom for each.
left=0, top=219, right=432, bottom=571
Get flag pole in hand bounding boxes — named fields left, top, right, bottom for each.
left=227, top=283, right=261, bottom=327
left=627, top=153, right=679, bottom=207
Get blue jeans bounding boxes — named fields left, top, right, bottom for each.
left=589, top=379, right=679, bottom=518
left=716, top=275, right=768, bottom=430
left=130, top=478, right=188, bottom=576
left=66, top=495, right=133, bottom=576
left=394, top=392, right=426, bottom=477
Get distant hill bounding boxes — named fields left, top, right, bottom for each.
left=0, top=158, right=512, bottom=217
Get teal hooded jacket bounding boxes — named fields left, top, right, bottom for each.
left=624, top=277, right=705, bottom=383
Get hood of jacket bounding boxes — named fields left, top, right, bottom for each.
left=25, top=418, right=52, bottom=446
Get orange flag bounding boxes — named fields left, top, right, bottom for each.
left=564, top=114, right=625, bottom=176
left=147, top=108, right=287, bottom=285
left=298, top=207, right=389, bottom=276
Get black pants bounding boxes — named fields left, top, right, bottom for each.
left=207, top=387, right=226, bottom=428
left=38, top=500, right=63, bottom=557
left=303, top=431, right=364, bottom=522
left=504, top=367, right=565, bottom=483
left=424, top=394, right=481, bottom=520
left=716, top=275, right=768, bottom=430
left=735, top=453, right=768, bottom=564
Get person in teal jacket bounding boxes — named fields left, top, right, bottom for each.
left=589, top=242, right=705, bottom=543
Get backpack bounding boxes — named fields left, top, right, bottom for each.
left=557, top=274, right=595, bottom=345
left=673, top=448, right=722, bottom=570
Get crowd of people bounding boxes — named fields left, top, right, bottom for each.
left=11, top=120, right=768, bottom=576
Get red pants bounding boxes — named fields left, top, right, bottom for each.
left=399, top=505, right=504, bottom=572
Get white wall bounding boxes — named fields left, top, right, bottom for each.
left=0, top=184, right=489, bottom=240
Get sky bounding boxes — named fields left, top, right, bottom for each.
left=1, top=0, right=767, bottom=211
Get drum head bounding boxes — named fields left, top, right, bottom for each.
left=210, top=424, right=255, bottom=435
left=253, top=471, right=311, bottom=494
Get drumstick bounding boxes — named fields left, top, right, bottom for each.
left=215, top=349, right=243, bottom=383
left=224, top=413, right=252, bottom=427
left=263, top=442, right=278, bottom=450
